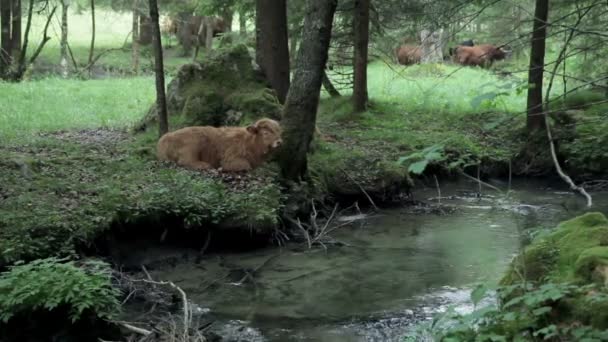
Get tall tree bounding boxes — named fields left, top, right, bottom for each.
left=526, top=0, right=549, bottom=133
left=278, top=0, right=338, bottom=181
left=255, top=0, right=290, bottom=104
left=60, top=0, right=69, bottom=78
left=88, top=0, right=95, bottom=74
left=352, top=0, right=369, bottom=112
left=131, top=0, right=139, bottom=74
left=148, top=0, right=168, bottom=136
left=0, top=0, right=11, bottom=74
left=10, top=0, right=20, bottom=60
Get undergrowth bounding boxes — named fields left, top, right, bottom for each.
left=0, top=257, right=120, bottom=323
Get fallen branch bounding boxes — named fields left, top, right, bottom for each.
left=544, top=115, right=592, bottom=207
left=117, top=322, right=152, bottom=336
left=433, top=174, right=441, bottom=205
left=340, top=168, right=379, bottom=210
left=132, top=276, right=190, bottom=341
left=459, top=171, right=503, bottom=193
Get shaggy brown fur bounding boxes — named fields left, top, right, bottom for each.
left=395, top=44, right=422, bottom=66
left=452, top=44, right=507, bottom=67
left=157, top=118, right=283, bottom=172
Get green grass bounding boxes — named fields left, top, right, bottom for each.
left=0, top=77, right=154, bottom=142
left=27, top=8, right=192, bottom=75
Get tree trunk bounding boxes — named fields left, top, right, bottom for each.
left=60, top=0, right=69, bottom=78
left=255, top=0, right=290, bottom=104
left=238, top=9, right=246, bottom=34
left=0, top=0, right=11, bottom=74
left=10, top=0, right=20, bottom=60
left=223, top=9, right=233, bottom=32
left=526, top=0, right=549, bottom=133
left=148, top=0, right=168, bottom=136
left=278, top=0, right=337, bottom=181
left=177, top=11, right=191, bottom=56
left=88, top=0, right=95, bottom=72
left=352, top=0, right=369, bottom=112
left=139, top=14, right=152, bottom=45
left=131, top=0, right=139, bottom=74
left=322, top=70, right=340, bottom=97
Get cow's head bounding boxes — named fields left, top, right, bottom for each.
left=496, top=44, right=513, bottom=60
left=247, top=118, right=283, bottom=151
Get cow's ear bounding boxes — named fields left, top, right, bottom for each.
left=247, top=125, right=259, bottom=134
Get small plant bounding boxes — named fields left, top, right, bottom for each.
left=0, top=258, right=121, bottom=323
left=397, top=144, right=446, bottom=174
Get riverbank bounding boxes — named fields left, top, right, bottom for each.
left=2, top=52, right=608, bottom=340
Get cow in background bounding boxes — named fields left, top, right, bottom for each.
left=176, top=15, right=228, bottom=57
left=395, top=44, right=422, bottom=66
left=452, top=44, right=511, bottom=68
left=448, top=39, right=475, bottom=57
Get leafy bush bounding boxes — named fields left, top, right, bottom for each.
left=406, top=282, right=608, bottom=342
left=0, top=258, right=121, bottom=323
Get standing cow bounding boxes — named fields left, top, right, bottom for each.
left=448, top=39, right=475, bottom=57
left=395, top=44, right=422, bottom=66
left=452, top=44, right=510, bottom=68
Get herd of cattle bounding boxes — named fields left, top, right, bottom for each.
left=395, top=39, right=512, bottom=68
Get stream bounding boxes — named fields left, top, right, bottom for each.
left=140, top=179, right=608, bottom=342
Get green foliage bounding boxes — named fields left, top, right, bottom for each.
left=397, top=144, right=446, bottom=175
left=0, top=258, right=120, bottom=323
left=406, top=282, right=608, bottom=342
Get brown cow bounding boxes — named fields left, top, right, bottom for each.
left=395, top=44, right=422, bottom=66
left=157, top=118, right=283, bottom=172
left=452, top=44, right=509, bottom=68
left=178, top=15, right=227, bottom=56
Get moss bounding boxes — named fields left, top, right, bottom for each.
left=136, top=44, right=281, bottom=132
left=574, top=247, right=608, bottom=282
left=502, top=212, right=608, bottom=285
left=309, top=139, right=412, bottom=203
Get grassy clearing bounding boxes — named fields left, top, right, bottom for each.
left=0, top=77, right=154, bottom=143
left=28, top=9, right=190, bottom=75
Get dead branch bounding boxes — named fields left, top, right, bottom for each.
left=340, top=168, right=379, bottom=210
left=544, top=115, right=592, bottom=207
left=459, top=171, right=503, bottom=193
left=433, top=174, right=441, bottom=205
left=116, top=322, right=152, bottom=336
left=28, top=6, right=57, bottom=66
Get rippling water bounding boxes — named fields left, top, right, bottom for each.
left=147, top=179, right=608, bottom=341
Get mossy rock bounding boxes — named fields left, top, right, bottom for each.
left=502, top=212, right=608, bottom=285
left=309, top=143, right=412, bottom=203
left=135, top=44, right=282, bottom=132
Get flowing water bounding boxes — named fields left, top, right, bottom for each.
left=143, top=179, right=608, bottom=342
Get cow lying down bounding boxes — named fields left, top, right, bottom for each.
left=157, top=118, right=283, bottom=172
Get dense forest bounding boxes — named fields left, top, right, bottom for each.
left=1, top=0, right=608, bottom=341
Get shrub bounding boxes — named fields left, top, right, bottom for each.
left=0, top=258, right=121, bottom=323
